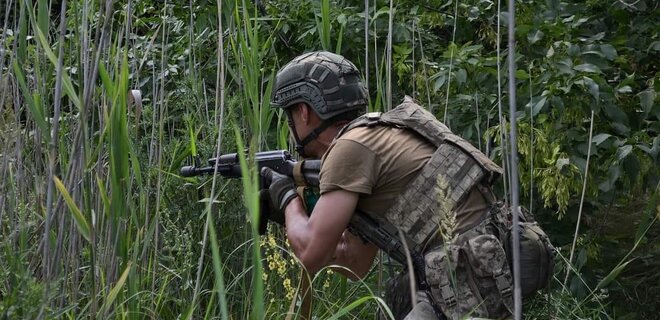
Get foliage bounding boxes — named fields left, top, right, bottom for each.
left=0, top=0, right=658, bottom=319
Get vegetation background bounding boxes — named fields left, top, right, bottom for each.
left=0, top=0, right=658, bottom=319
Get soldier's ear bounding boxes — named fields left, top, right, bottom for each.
left=298, top=103, right=310, bottom=123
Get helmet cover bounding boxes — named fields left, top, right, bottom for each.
left=272, top=51, right=368, bottom=120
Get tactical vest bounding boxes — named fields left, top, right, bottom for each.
left=337, top=96, right=503, bottom=255
left=337, top=97, right=555, bottom=319
left=337, top=97, right=516, bottom=319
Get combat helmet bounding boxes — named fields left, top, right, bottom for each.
left=272, top=51, right=368, bottom=156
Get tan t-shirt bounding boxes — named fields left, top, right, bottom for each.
left=320, top=125, right=488, bottom=230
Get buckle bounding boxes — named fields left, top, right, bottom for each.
left=440, top=284, right=457, bottom=307
left=365, top=112, right=381, bottom=120
left=365, top=112, right=381, bottom=127
left=494, top=272, right=512, bottom=297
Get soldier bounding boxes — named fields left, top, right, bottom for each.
left=261, top=51, right=550, bottom=319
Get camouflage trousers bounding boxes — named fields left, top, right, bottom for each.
left=383, top=210, right=513, bottom=320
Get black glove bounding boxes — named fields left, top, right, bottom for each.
left=258, top=189, right=280, bottom=235
left=260, top=167, right=299, bottom=213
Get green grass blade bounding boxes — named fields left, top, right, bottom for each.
left=96, top=175, right=111, bottom=218
left=335, top=23, right=345, bottom=54
left=37, top=0, right=48, bottom=37
left=208, top=214, right=229, bottom=320
left=596, top=259, right=635, bottom=290
left=325, top=296, right=390, bottom=320
left=27, top=5, right=81, bottom=109
left=187, top=117, right=198, bottom=157
left=53, top=176, right=91, bottom=242
left=26, top=20, right=77, bottom=111
left=233, top=127, right=264, bottom=319
left=17, top=0, right=27, bottom=61
left=98, top=62, right=115, bottom=98
left=12, top=60, right=49, bottom=135
left=319, top=0, right=331, bottom=50
left=100, top=261, right=133, bottom=315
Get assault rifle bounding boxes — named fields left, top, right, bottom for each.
left=180, top=150, right=429, bottom=291
left=180, top=150, right=321, bottom=187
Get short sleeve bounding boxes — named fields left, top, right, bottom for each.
left=319, top=139, right=378, bottom=195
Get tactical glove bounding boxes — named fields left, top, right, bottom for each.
left=260, top=167, right=299, bottom=213
left=258, top=189, right=282, bottom=235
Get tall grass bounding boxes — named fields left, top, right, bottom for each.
left=1, top=1, right=655, bottom=319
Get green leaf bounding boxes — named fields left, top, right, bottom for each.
left=639, top=90, right=656, bottom=114
left=603, top=103, right=629, bottom=128
left=555, top=158, right=570, bottom=170
left=583, top=76, right=600, bottom=101
left=616, top=145, right=633, bottom=161
left=527, top=29, right=544, bottom=44
left=96, top=175, right=110, bottom=218
left=599, top=165, right=621, bottom=192
left=456, top=69, right=467, bottom=86
left=567, top=43, right=581, bottom=56
left=12, top=60, right=49, bottom=136
left=433, top=74, right=446, bottom=92
left=100, top=261, right=132, bottom=315
left=587, top=32, right=605, bottom=41
left=531, top=96, right=547, bottom=117
left=53, top=177, right=91, bottom=242
left=582, top=50, right=605, bottom=58
left=623, top=153, right=640, bottom=182
left=600, top=44, right=618, bottom=60
left=28, top=5, right=81, bottom=109
left=337, top=13, right=347, bottom=25
left=372, top=6, right=392, bottom=21
left=647, top=41, right=660, bottom=52
left=556, top=58, right=574, bottom=75
left=574, top=63, right=602, bottom=73
left=326, top=296, right=389, bottom=320
left=468, top=6, right=480, bottom=21
left=596, top=259, right=635, bottom=290
left=546, top=45, right=555, bottom=58
left=515, top=69, right=530, bottom=79
left=592, top=133, right=612, bottom=146
left=617, top=86, right=633, bottom=93
left=98, top=63, right=114, bottom=98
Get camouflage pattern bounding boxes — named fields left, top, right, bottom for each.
left=382, top=142, right=485, bottom=253
left=380, top=209, right=515, bottom=320
left=421, top=214, right=513, bottom=320
left=271, top=51, right=368, bottom=120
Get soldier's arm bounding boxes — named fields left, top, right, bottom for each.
left=329, top=230, right=378, bottom=280
left=284, top=189, right=376, bottom=277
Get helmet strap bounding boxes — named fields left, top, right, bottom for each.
left=285, top=109, right=310, bottom=158
left=285, top=109, right=338, bottom=158
left=286, top=107, right=360, bottom=158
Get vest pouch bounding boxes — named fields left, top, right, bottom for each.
left=465, top=234, right=514, bottom=316
left=424, top=243, right=492, bottom=320
left=505, top=221, right=555, bottom=297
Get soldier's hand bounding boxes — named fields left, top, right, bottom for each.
left=258, top=189, right=282, bottom=234
left=260, top=167, right=298, bottom=213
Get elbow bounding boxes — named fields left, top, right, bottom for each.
left=297, top=249, right=327, bottom=275
left=287, top=233, right=328, bottom=275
